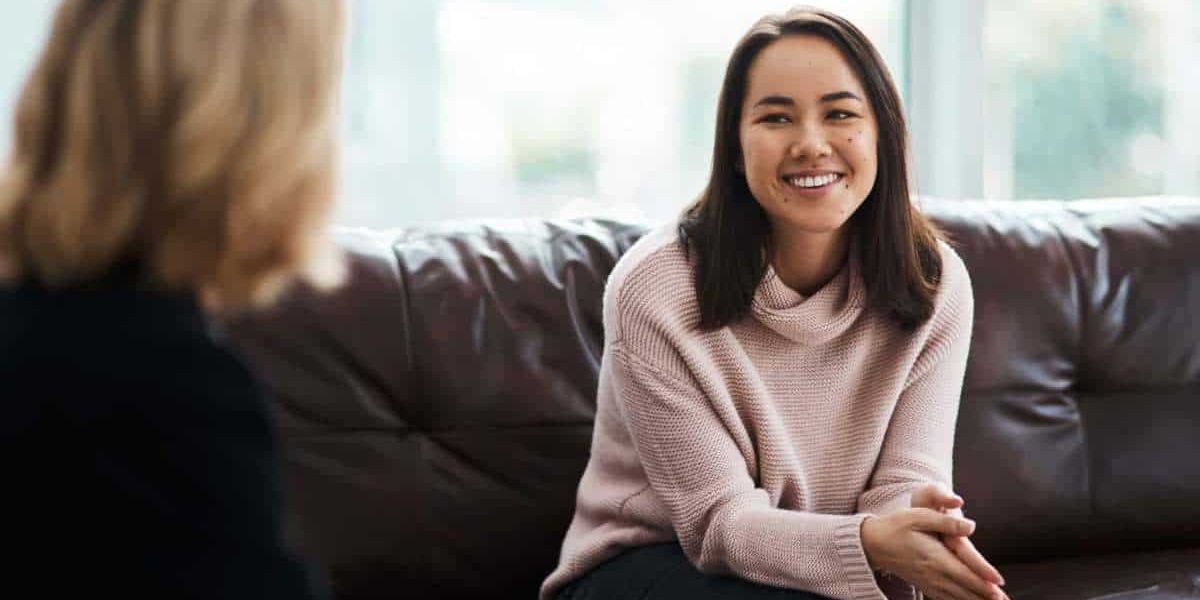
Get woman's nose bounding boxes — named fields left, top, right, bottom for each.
left=788, top=124, right=833, bottom=160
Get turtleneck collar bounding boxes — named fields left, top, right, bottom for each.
left=750, top=241, right=866, bottom=345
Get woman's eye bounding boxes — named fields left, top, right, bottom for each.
left=760, top=113, right=791, bottom=124
left=828, top=110, right=857, bottom=121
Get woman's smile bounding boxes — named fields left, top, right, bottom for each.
left=780, top=171, right=846, bottom=199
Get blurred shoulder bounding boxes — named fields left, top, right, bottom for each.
left=7, top=285, right=264, bottom=413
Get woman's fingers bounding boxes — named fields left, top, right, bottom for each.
left=942, top=495, right=965, bottom=510
left=909, top=508, right=975, bottom=537
left=944, top=535, right=1005, bottom=586
left=912, top=483, right=964, bottom=511
left=896, top=509, right=1010, bottom=600
left=931, top=542, right=1006, bottom=600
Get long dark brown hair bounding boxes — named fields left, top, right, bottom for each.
left=679, top=6, right=944, bottom=332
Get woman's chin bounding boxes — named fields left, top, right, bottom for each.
left=775, top=213, right=855, bottom=236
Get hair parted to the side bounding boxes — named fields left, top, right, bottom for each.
left=678, top=5, right=946, bottom=332
left=0, top=0, right=345, bottom=309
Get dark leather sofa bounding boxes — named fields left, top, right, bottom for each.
left=226, top=197, right=1200, bottom=599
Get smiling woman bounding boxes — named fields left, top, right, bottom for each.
left=542, top=7, right=1007, bottom=600
left=736, top=35, right=880, bottom=297
left=679, top=8, right=937, bottom=334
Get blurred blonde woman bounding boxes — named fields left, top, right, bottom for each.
left=0, top=1, right=343, bottom=597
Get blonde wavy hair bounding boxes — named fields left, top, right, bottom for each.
left=0, top=0, right=345, bottom=309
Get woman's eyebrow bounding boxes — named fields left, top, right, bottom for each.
left=751, top=95, right=795, bottom=109
left=751, top=91, right=862, bottom=109
left=820, top=90, right=862, bottom=103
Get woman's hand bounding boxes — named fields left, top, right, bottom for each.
left=860, top=509, right=1007, bottom=600
left=910, top=484, right=1007, bottom=592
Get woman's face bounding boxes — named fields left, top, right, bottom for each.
left=738, top=34, right=878, bottom=239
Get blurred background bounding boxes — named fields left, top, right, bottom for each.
left=1, top=0, right=1196, bottom=227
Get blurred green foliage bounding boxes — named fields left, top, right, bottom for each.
left=1010, top=2, right=1164, bottom=199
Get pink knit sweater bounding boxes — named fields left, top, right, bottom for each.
left=540, top=225, right=975, bottom=600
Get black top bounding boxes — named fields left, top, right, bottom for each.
left=0, top=279, right=323, bottom=598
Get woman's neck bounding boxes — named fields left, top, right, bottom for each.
left=769, top=227, right=851, bottom=297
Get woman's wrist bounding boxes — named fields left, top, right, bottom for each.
left=860, top=514, right=881, bottom=570
left=860, top=512, right=901, bottom=578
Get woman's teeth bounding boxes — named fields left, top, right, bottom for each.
left=785, top=173, right=842, bottom=188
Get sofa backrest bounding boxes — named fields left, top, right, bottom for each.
left=225, top=198, right=1200, bottom=599
left=928, top=198, right=1200, bottom=560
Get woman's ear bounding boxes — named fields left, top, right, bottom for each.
left=735, top=154, right=745, bottom=174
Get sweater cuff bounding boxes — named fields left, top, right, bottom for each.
left=834, top=514, right=886, bottom=600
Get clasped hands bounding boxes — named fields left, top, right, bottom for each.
left=861, top=484, right=1009, bottom=600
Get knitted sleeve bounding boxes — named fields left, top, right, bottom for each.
left=611, top=341, right=889, bottom=600
left=857, top=245, right=975, bottom=517
left=852, top=246, right=974, bottom=600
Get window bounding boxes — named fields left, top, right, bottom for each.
left=0, top=1, right=904, bottom=226
left=340, top=0, right=904, bottom=226
left=2, top=1, right=1191, bottom=226
left=981, top=0, right=1199, bottom=200
left=0, top=3, right=57, bottom=149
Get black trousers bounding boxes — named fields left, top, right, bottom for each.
left=559, top=543, right=833, bottom=600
